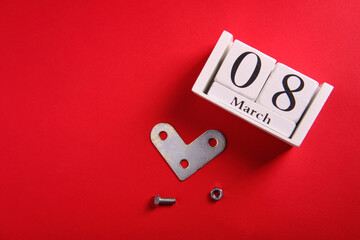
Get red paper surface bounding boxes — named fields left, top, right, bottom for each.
left=1, top=0, right=360, bottom=239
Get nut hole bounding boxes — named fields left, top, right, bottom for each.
left=213, top=190, right=220, bottom=198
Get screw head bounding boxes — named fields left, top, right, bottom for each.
left=154, top=194, right=160, bottom=205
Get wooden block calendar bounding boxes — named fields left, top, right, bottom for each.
left=192, top=31, right=333, bottom=147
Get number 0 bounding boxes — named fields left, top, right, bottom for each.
left=231, top=51, right=262, bottom=88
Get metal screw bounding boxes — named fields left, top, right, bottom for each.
left=154, top=194, right=176, bottom=206
left=210, top=188, right=223, bottom=201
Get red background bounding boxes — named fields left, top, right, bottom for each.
left=1, top=0, right=360, bottom=239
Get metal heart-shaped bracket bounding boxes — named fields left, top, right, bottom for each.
left=150, top=123, right=226, bottom=181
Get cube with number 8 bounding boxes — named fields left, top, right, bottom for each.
left=214, top=40, right=276, bottom=101
left=256, top=63, right=319, bottom=123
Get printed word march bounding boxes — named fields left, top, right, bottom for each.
left=208, top=82, right=296, bottom=137
left=230, top=97, right=271, bottom=125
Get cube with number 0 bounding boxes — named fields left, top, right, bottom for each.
left=256, top=63, right=319, bottom=123
left=214, top=40, right=276, bottom=101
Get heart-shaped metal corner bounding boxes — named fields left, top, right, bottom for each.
left=150, top=123, right=226, bottom=181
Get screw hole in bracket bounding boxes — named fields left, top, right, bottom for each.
left=180, top=159, right=189, bottom=169
left=159, top=131, right=168, bottom=140
left=208, top=138, right=217, bottom=147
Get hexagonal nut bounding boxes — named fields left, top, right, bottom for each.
left=210, top=188, right=223, bottom=201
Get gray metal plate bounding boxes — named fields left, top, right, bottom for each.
left=150, top=123, right=226, bottom=181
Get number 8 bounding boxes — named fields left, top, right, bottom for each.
left=272, top=74, right=304, bottom=111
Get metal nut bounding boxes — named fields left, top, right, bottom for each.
left=210, top=188, right=223, bottom=201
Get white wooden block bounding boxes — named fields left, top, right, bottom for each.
left=291, top=83, right=333, bottom=145
left=208, top=82, right=296, bottom=137
left=256, top=63, right=319, bottom=123
left=192, top=31, right=333, bottom=147
left=214, top=39, right=276, bottom=101
left=192, top=31, right=233, bottom=94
